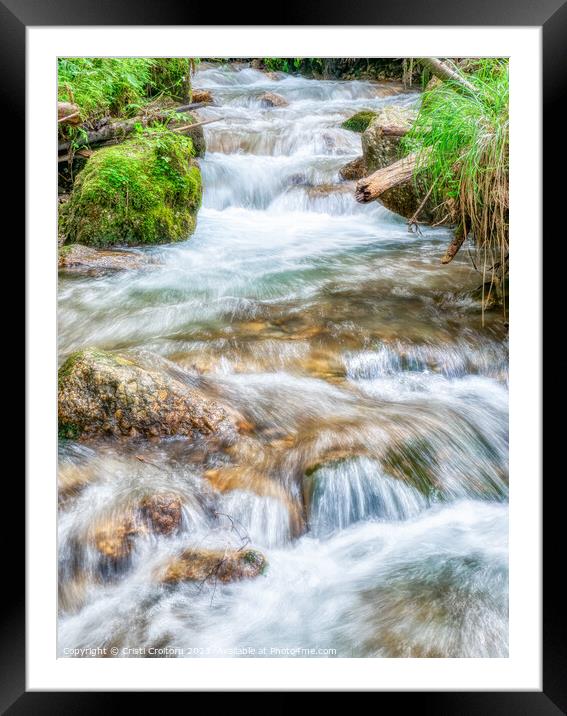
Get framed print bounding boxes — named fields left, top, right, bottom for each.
left=8, top=0, right=561, bottom=708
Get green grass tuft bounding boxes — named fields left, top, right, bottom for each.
left=402, top=58, right=509, bottom=315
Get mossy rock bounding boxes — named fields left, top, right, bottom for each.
left=58, top=348, right=238, bottom=440
left=341, top=111, right=377, bottom=133
left=60, top=127, right=202, bottom=247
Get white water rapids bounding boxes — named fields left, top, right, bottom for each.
left=58, top=64, right=508, bottom=658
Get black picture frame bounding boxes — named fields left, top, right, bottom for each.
left=9, top=0, right=560, bottom=709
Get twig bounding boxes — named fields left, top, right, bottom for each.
left=172, top=118, right=222, bottom=133
left=58, top=111, right=80, bottom=124
left=407, top=179, right=437, bottom=232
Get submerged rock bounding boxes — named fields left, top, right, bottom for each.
left=305, top=183, right=353, bottom=199
left=161, top=547, right=267, bottom=584
left=58, top=348, right=238, bottom=440
left=94, top=519, right=138, bottom=562
left=58, top=244, right=156, bottom=275
left=204, top=464, right=305, bottom=538
left=259, top=92, right=289, bottom=108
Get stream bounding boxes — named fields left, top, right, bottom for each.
left=58, top=64, right=509, bottom=658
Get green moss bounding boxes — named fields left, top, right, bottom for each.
left=341, top=111, right=377, bottom=133
left=60, top=127, right=202, bottom=247
left=242, top=549, right=268, bottom=574
left=58, top=422, right=81, bottom=440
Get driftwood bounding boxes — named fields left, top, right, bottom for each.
left=355, top=153, right=418, bottom=203
left=58, top=102, right=206, bottom=153
left=58, top=101, right=81, bottom=125
left=418, top=58, right=477, bottom=95
left=441, top=223, right=467, bottom=264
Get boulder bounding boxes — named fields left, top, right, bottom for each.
left=58, top=244, right=156, bottom=275
left=60, top=128, right=202, bottom=247
left=161, top=547, right=267, bottom=583
left=58, top=348, right=238, bottom=440
left=339, top=156, right=368, bottom=181
left=259, top=92, right=289, bottom=108
left=360, top=106, right=437, bottom=221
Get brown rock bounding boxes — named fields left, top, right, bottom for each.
left=191, top=89, right=213, bottom=104
left=204, top=465, right=304, bottom=538
left=140, top=493, right=182, bottom=535
left=161, top=547, right=267, bottom=584
left=58, top=244, right=155, bottom=275
left=94, top=519, right=138, bottom=561
left=339, top=156, right=368, bottom=181
left=58, top=348, right=239, bottom=440
left=259, top=92, right=289, bottom=108
left=305, top=183, right=353, bottom=199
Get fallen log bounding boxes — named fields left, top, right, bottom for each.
left=58, top=102, right=206, bottom=153
left=58, top=118, right=220, bottom=163
left=355, top=153, right=418, bottom=203
left=418, top=58, right=477, bottom=95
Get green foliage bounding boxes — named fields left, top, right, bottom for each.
left=148, top=58, right=194, bottom=101
left=341, top=111, right=377, bottom=133
left=58, top=58, right=197, bottom=121
left=262, top=58, right=325, bottom=75
left=402, top=59, right=509, bottom=311
left=61, top=126, right=202, bottom=247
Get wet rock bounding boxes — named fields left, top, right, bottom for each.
left=204, top=464, right=304, bottom=537
left=161, top=547, right=267, bottom=584
left=360, top=105, right=437, bottom=221
left=58, top=348, right=238, bottom=440
left=259, top=92, right=289, bottom=108
left=289, top=173, right=309, bottom=186
left=58, top=244, right=156, bottom=275
left=58, top=462, right=96, bottom=505
left=264, top=71, right=286, bottom=81
left=305, top=183, right=353, bottom=199
left=191, top=89, right=214, bottom=104
left=140, top=493, right=182, bottom=535
left=94, top=519, right=138, bottom=562
left=339, top=156, right=368, bottom=181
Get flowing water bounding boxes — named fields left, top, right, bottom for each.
left=58, top=65, right=509, bottom=658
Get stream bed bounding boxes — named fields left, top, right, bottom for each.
left=58, top=65, right=508, bottom=658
